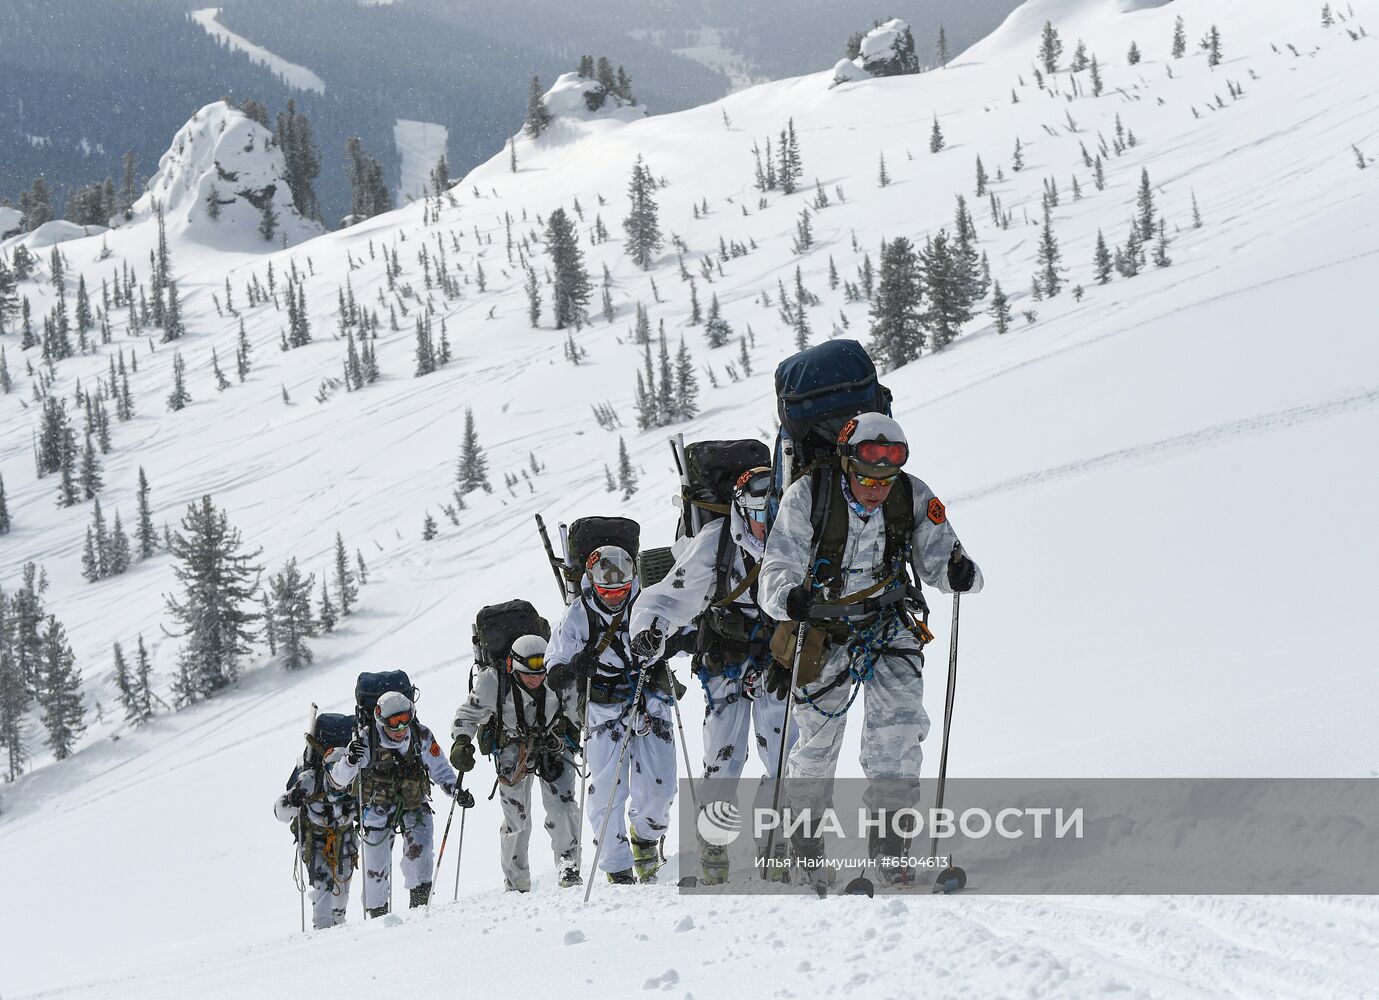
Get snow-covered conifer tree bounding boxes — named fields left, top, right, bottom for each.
left=547, top=208, right=591, bottom=329
left=869, top=237, right=925, bottom=369
left=622, top=156, right=663, bottom=270
left=165, top=496, right=262, bottom=705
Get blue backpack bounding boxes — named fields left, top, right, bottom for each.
left=770, top=340, right=891, bottom=525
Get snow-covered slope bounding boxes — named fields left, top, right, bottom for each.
left=3, top=0, right=1379, bottom=995
left=393, top=119, right=449, bottom=204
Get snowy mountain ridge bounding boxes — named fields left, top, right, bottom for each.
left=131, top=101, right=323, bottom=248
left=2, top=0, right=1379, bottom=995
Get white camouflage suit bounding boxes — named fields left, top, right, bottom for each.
left=632, top=507, right=796, bottom=820
left=547, top=580, right=677, bottom=875
left=273, top=762, right=357, bottom=929
left=759, top=471, right=983, bottom=818
left=451, top=669, right=582, bottom=890
left=329, top=720, right=458, bottom=911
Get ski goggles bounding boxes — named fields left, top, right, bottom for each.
left=594, top=583, right=632, bottom=603
left=743, top=507, right=768, bottom=523
left=854, top=471, right=898, bottom=488
left=382, top=710, right=412, bottom=732
left=854, top=441, right=908, bottom=467
left=510, top=653, right=546, bottom=675
left=734, top=468, right=771, bottom=504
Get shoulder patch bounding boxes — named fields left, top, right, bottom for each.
left=429, top=740, right=441, bottom=757
left=927, top=497, right=947, bottom=525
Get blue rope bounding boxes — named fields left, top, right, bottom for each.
left=798, top=599, right=904, bottom=720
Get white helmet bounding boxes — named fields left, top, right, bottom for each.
left=586, top=545, right=635, bottom=608
left=508, top=634, right=548, bottom=675
left=838, top=412, right=909, bottom=479
left=732, top=466, right=771, bottom=513
left=586, top=545, right=635, bottom=587
left=375, top=690, right=414, bottom=735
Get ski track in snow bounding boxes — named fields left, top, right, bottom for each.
left=190, top=8, right=327, bottom=95
left=5, top=0, right=1379, bottom=996
left=394, top=119, right=449, bottom=205
left=953, top=384, right=1379, bottom=504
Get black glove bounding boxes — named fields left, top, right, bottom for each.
left=785, top=583, right=813, bottom=622
left=449, top=735, right=476, bottom=773
left=765, top=662, right=793, bottom=700
left=630, top=626, right=664, bottom=659
left=454, top=786, right=475, bottom=809
left=345, top=737, right=366, bottom=766
left=287, top=785, right=307, bottom=808
left=546, top=662, right=573, bottom=689
left=947, top=546, right=976, bottom=593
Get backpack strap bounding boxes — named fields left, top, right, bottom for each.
left=584, top=599, right=631, bottom=671
left=717, top=562, right=760, bottom=608
left=880, top=473, right=915, bottom=575
left=708, top=517, right=737, bottom=606
left=507, top=669, right=529, bottom=740
left=812, top=468, right=915, bottom=601
left=814, top=467, right=850, bottom=596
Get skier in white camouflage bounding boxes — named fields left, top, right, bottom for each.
left=758, top=413, right=982, bottom=887
left=450, top=634, right=584, bottom=892
left=273, top=738, right=357, bottom=929
left=631, top=466, right=796, bottom=883
left=330, top=691, right=472, bottom=915
left=546, top=546, right=680, bottom=884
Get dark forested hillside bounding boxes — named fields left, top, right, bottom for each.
left=213, top=0, right=733, bottom=180
left=0, top=0, right=399, bottom=225
left=1, top=0, right=1019, bottom=226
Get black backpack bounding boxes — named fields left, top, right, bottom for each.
left=354, top=670, right=416, bottom=733
left=291, top=711, right=354, bottom=780
left=771, top=341, right=918, bottom=612
left=472, top=600, right=551, bottom=668
left=306, top=712, right=354, bottom=762
left=771, top=339, right=891, bottom=510
left=470, top=600, right=554, bottom=756
left=285, top=712, right=355, bottom=829
left=563, top=516, right=640, bottom=594
left=676, top=439, right=772, bottom=538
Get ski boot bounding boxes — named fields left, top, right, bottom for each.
left=698, top=838, right=729, bottom=886
left=409, top=882, right=433, bottom=908
left=606, top=868, right=636, bottom=885
left=868, top=812, right=916, bottom=889
left=759, top=838, right=791, bottom=884
left=503, top=877, right=531, bottom=893
left=366, top=904, right=390, bottom=918
left=790, top=830, right=831, bottom=898
left=558, top=865, right=583, bottom=888
left=630, top=829, right=664, bottom=884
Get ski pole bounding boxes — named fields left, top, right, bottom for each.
left=452, top=793, right=468, bottom=902
left=584, top=664, right=651, bottom=902
left=294, top=842, right=306, bottom=933
left=762, top=482, right=831, bottom=873
left=297, top=702, right=317, bottom=931
left=573, top=674, right=592, bottom=867
left=668, top=435, right=694, bottom=536
left=430, top=781, right=461, bottom=906
left=667, top=670, right=699, bottom=813
left=929, top=592, right=967, bottom=894
left=536, top=514, right=568, bottom=602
